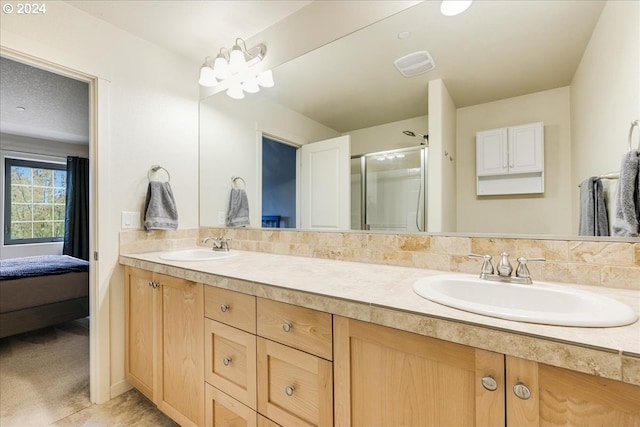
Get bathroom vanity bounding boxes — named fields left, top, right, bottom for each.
left=120, top=249, right=640, bottom=427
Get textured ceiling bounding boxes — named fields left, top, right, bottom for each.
left=0, top=57, right=89, bottom=145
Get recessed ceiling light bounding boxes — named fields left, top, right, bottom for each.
left=440, top=0, right=472, bottom=17
left=16, top=106, right=26, bottom=112
left=398, top=31, right=411, bottom=40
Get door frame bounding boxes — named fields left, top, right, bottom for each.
left=0, top=47, right=110, bottom=403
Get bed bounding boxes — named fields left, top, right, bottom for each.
left=0, top=255, right=89, bottom=338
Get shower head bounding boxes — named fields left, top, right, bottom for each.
left=402, top=130, right=429, bottom=145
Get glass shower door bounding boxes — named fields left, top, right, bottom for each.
left=362, top=147, right=426, bottom=232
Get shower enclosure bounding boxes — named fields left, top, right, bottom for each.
left=351, top=146, right=427, bottom=232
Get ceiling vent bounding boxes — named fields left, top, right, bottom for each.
left=394, top=51, right=436, bottom=77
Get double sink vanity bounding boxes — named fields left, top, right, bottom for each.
left=120, top=243, right=640, bottom=427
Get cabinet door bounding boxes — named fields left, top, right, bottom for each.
left=334, top=316, right=504, bottom=427
left=155, top=274, right=205, bottom=427
left=476, top=128, right=509, bottom=176
left=508, top=122, right=543, bottom=173
left=205, top=383, right=257, bottom=427
left=506, top=356, right=640, bottom=427
left=124, top=267, right=156, bottom=400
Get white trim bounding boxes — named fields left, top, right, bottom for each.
left=0, top=47, right=110, bottom=404
left=110, top=379, right=133, bottom=398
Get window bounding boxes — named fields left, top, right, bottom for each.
left=4, top=158, right=66, bottom=244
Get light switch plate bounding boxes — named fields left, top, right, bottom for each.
left=121, top=211, right=141, bottom=229
left=218, top=211, right=226, bottom=225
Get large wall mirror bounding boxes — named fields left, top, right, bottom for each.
left=199, top=0, right=639, bottom=241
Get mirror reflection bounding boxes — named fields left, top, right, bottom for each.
left=199, top=0, right=639, bottom=241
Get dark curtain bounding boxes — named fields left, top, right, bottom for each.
left=63, top=156, right=90, bottom=260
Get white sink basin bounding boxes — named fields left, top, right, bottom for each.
left=413, top=274, right=638, bottom=327
left=159, top=249, right=238, bottom=262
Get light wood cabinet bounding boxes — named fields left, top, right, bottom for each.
left=506, top=356, right=640, bottom=427
left=124, top=267, right=204, bottom=427
left=205, top=286, right=256, bottom=334
left=205, top=383, right=257, bottom=427
left=334, top=316, right=504, bottom=427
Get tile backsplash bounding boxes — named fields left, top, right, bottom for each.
left=120, top=227, right=639, bottom=290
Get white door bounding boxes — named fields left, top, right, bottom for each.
left=300, top=135, right=351, bottom=230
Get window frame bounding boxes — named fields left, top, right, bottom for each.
left=3, top=157, right=67, bottom=245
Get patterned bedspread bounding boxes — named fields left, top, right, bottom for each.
left=0, top=255, right=89, bottom=279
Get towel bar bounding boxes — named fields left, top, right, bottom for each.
left=629, top=119, right=639, bottom=152
left=148, top=165, right=170, bottom=182
left=231, top=176, right=246, bottom=189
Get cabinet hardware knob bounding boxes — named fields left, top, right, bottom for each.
left=285, top=385, right=295, bottom=396
left=481, top=376, right=498, bottom=391
left=513, top=382, right=531, bottom=400
left=282, top=322, right=293, bottom=332
left=148, top=281, right=154, bottom=288
left=220, top=304, right=229, bottom=313
left=223, top=357, right=232, bottom=366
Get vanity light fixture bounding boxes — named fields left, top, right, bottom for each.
left=199, top=38, right=274, bottom=99
left=440, top=0, right=473, bottom=16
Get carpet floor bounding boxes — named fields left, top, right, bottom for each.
left=0, top=319, right=176, bottom=427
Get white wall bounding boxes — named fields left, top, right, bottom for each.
left=199, top=94, right=339, bottom=227
left=570, top=0, right=640, bottom=233
left=456, top=87, right=573, bottom=236
left=1, top=1, right=200, bottom=400
left=348, top=115, right=428, bottom=156
left=0, top=134, right=90, bottom=258
left=428, top=79, right=457, bottom=233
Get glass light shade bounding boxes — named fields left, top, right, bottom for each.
left=226, top=83, right=245, bottom=100
left=229, top=46, right=248, bottom=74
left=198, top=65, right=217, bottom=87
left=242, top=77, right=260, bottom=94
left=213, top=55, right=231, bottom=80
left=256, top=69, right=274, bottom=88
left=440, top=0, right=472, bottom=16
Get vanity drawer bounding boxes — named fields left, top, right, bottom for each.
left=205, top=285, right=256, bottom=334
left=257, top=298, right=332, bottom=360
left=205, top=383, right=257, bottom=427
left=205, top=318, right=257, bottom=409
left=257, top=338, right=333, bottom=427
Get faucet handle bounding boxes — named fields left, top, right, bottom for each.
left=468, top=253, right=494, bottom=277
left=515, top=257, right=545, bottom=280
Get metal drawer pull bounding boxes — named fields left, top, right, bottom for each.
left=223, top=357, right=232, bottom=366
left=220, top=304, right=229, bottom=313
left=282, top=322, right=292, bottom=332
left=481, top=376, right=498, bottom=391
left=285, top=385, right=295, bottom=396
left=513, top=382, right=531, bottom=400
left=148, top=281, right=158, bottom=288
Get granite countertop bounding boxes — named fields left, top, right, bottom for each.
left=119, top=248, right=640, bottom=385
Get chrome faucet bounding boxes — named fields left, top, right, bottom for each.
left=469, top=253, right=545, bottom=284
left=202, top=236, right=231, bottom=252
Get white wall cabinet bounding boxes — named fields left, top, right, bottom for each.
left=476, top=122, right=544, bottom=195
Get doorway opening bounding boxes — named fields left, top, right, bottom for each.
left=261, top=136, right=297, bottom=228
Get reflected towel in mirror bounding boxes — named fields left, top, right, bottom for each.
left=144, top=181, right=179, bottom=231
left=227, top=188, right=250, bottom=227
left=579, top=177, right=609, bottom=236
left=612, top=151, right=640, bottom=237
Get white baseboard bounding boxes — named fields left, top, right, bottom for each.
left=110, top=379, right=133, bottom=399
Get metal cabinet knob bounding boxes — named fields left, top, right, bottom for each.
left=148, top=281, right=158, bottom=288
left=282, top=322, right=293, bottom=332
left=481, top=376, right=498, bottom=391
left=285, top=385, right=295, bottom=396
left=513, top=382, right=531, bottom=400
left=220, top=304, right=229, bottom=313
left=223, top=357, right=232, bottom=366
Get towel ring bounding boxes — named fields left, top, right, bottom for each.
left=629, top=119, right=639, bottom=152
left=148, top=165, right=170, bottom=182
left=231, top=176, right=246, bottom=189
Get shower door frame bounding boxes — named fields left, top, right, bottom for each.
left=353, top=145, right=427, bottom=232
